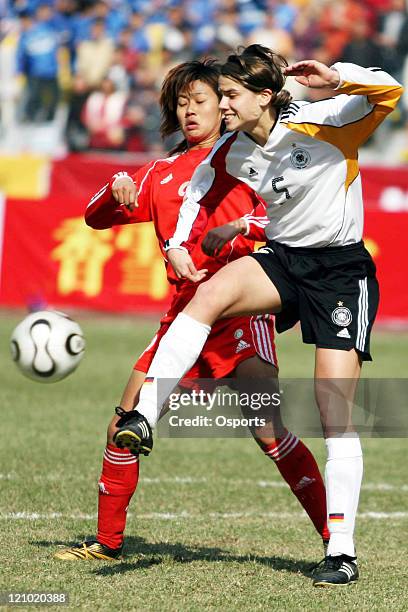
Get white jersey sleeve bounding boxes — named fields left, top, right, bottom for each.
left=166, top=64, right=403, bottom=250
left=283, top=63, right=403, bottom=150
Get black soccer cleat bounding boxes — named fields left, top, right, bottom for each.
left=113, top=407, right=153, bottom=456
left=312, top=554, right=359, bottom=587
left=307, top=540, right=330, bottom=574
left=54, top=540, right=122, bottom=561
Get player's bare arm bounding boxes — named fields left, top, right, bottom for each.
left=284, top=60, right=340, bottom=89
left=111, top=175, right=138, bottom=210
left=201, top=219, right=247, bottom=257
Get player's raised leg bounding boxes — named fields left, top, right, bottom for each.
left=114, top=256, right=282, bottom=451
left=312, top=348, right=362, bottom=587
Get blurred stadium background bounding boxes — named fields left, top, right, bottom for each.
left=0, top=0, right=407, bottom=318
left=1, top=0, right=408, bottom=608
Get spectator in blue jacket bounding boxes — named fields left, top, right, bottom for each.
left=17, top=3, right=61, bottom=122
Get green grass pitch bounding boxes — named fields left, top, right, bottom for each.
left=1, top=312, right=407, bottom=610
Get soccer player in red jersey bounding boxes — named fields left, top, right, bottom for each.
left=55, top=59, right=329, bottom=561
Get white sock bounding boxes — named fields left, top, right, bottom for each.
left=137, top=313, right=211, bottom=428
left=325, top=436, right=363, bottom=558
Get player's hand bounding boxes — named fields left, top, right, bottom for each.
left=112, top=176, right=138, bottom=210
left=202, top=221, right=244, bottom=257
left=284, top=60, right=340, bottom=89
left=168, top=248, right=208, bottom=282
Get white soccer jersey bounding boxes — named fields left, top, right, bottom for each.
left=166, top=63, right=403, bottom=250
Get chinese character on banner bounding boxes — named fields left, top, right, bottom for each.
left=52, top=218, right=114, bottom=296
left=115, top=224, right=168, bottom=300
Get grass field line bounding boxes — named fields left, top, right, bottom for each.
left=1, top=510, right=408, bottom=521
left=140, top=477, right=408, bottom=493
left=1, top=473, right=407, bottom=492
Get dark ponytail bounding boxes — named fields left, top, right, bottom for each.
left=273, top=89, right=292, bottom=110
left=221, top=44, right=292, bottom=109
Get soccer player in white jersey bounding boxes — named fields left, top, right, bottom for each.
left=114, top=45, right=403, bottom=586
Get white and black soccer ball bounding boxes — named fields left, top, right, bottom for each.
left=10, top=310, right=85, bottom=383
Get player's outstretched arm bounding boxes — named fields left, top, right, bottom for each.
left=283, top=62, right=403, bottom=149
left=284, top=60, right=340, bottom=89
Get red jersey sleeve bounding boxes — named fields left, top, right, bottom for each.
left=85, top=165, right=154, bottom=229
left=242, top=198, right=269, bottom=242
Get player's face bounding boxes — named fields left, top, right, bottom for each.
left=176, top=80, right=222, bottom=147
left=218, top=76, right=267, bottom=132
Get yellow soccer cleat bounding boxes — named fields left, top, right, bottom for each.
left=54, top=540, right=122, bottom=561
left=113, top=407, right=153, bottom=456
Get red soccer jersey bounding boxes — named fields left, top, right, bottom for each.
left=85, top=147, right=268, bottom=285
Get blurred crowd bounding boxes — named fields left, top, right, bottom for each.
left=0, top=0, right=407, bottom=158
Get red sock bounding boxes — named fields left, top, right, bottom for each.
left=97, top=444, right=139, bottom=550
left=263, top=432, right=330, bottom=541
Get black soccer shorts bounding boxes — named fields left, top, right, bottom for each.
left=250, top=240, right=379, bottom=361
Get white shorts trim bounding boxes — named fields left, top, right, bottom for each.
left=250, top=315, right=277, bottom=366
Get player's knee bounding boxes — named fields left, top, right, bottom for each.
left=193, top=278, right=232, bottom=315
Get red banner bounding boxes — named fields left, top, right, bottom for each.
left=364, top=211, right=408, bottom=324
left=362, top=166, right=408, bottom=212
left=0, top=154, right=171, bottom=313
left=0, top=155, right=407, bottom=322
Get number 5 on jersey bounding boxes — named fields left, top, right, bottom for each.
left=272, top=176, right=291, bottom=203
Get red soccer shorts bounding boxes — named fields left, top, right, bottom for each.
left=134, top=288, right=277, bottom=379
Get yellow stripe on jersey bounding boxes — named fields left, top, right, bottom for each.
left=338, top=81, right=403, bottom=116
left=286, top=120, right=359, bottom=192
left=287, top=83, right=400, bottom=191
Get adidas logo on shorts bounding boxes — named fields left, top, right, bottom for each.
left=337, top=328, right=351, bottom=339
left=236, top=339, right=251, bottom=353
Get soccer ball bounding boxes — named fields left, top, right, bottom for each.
left=10, top=310, right=85, bottom=383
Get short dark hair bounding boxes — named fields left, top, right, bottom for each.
left=221, top=44, right=292, bottom=109
left=159, top=59, right=221, bottom=149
